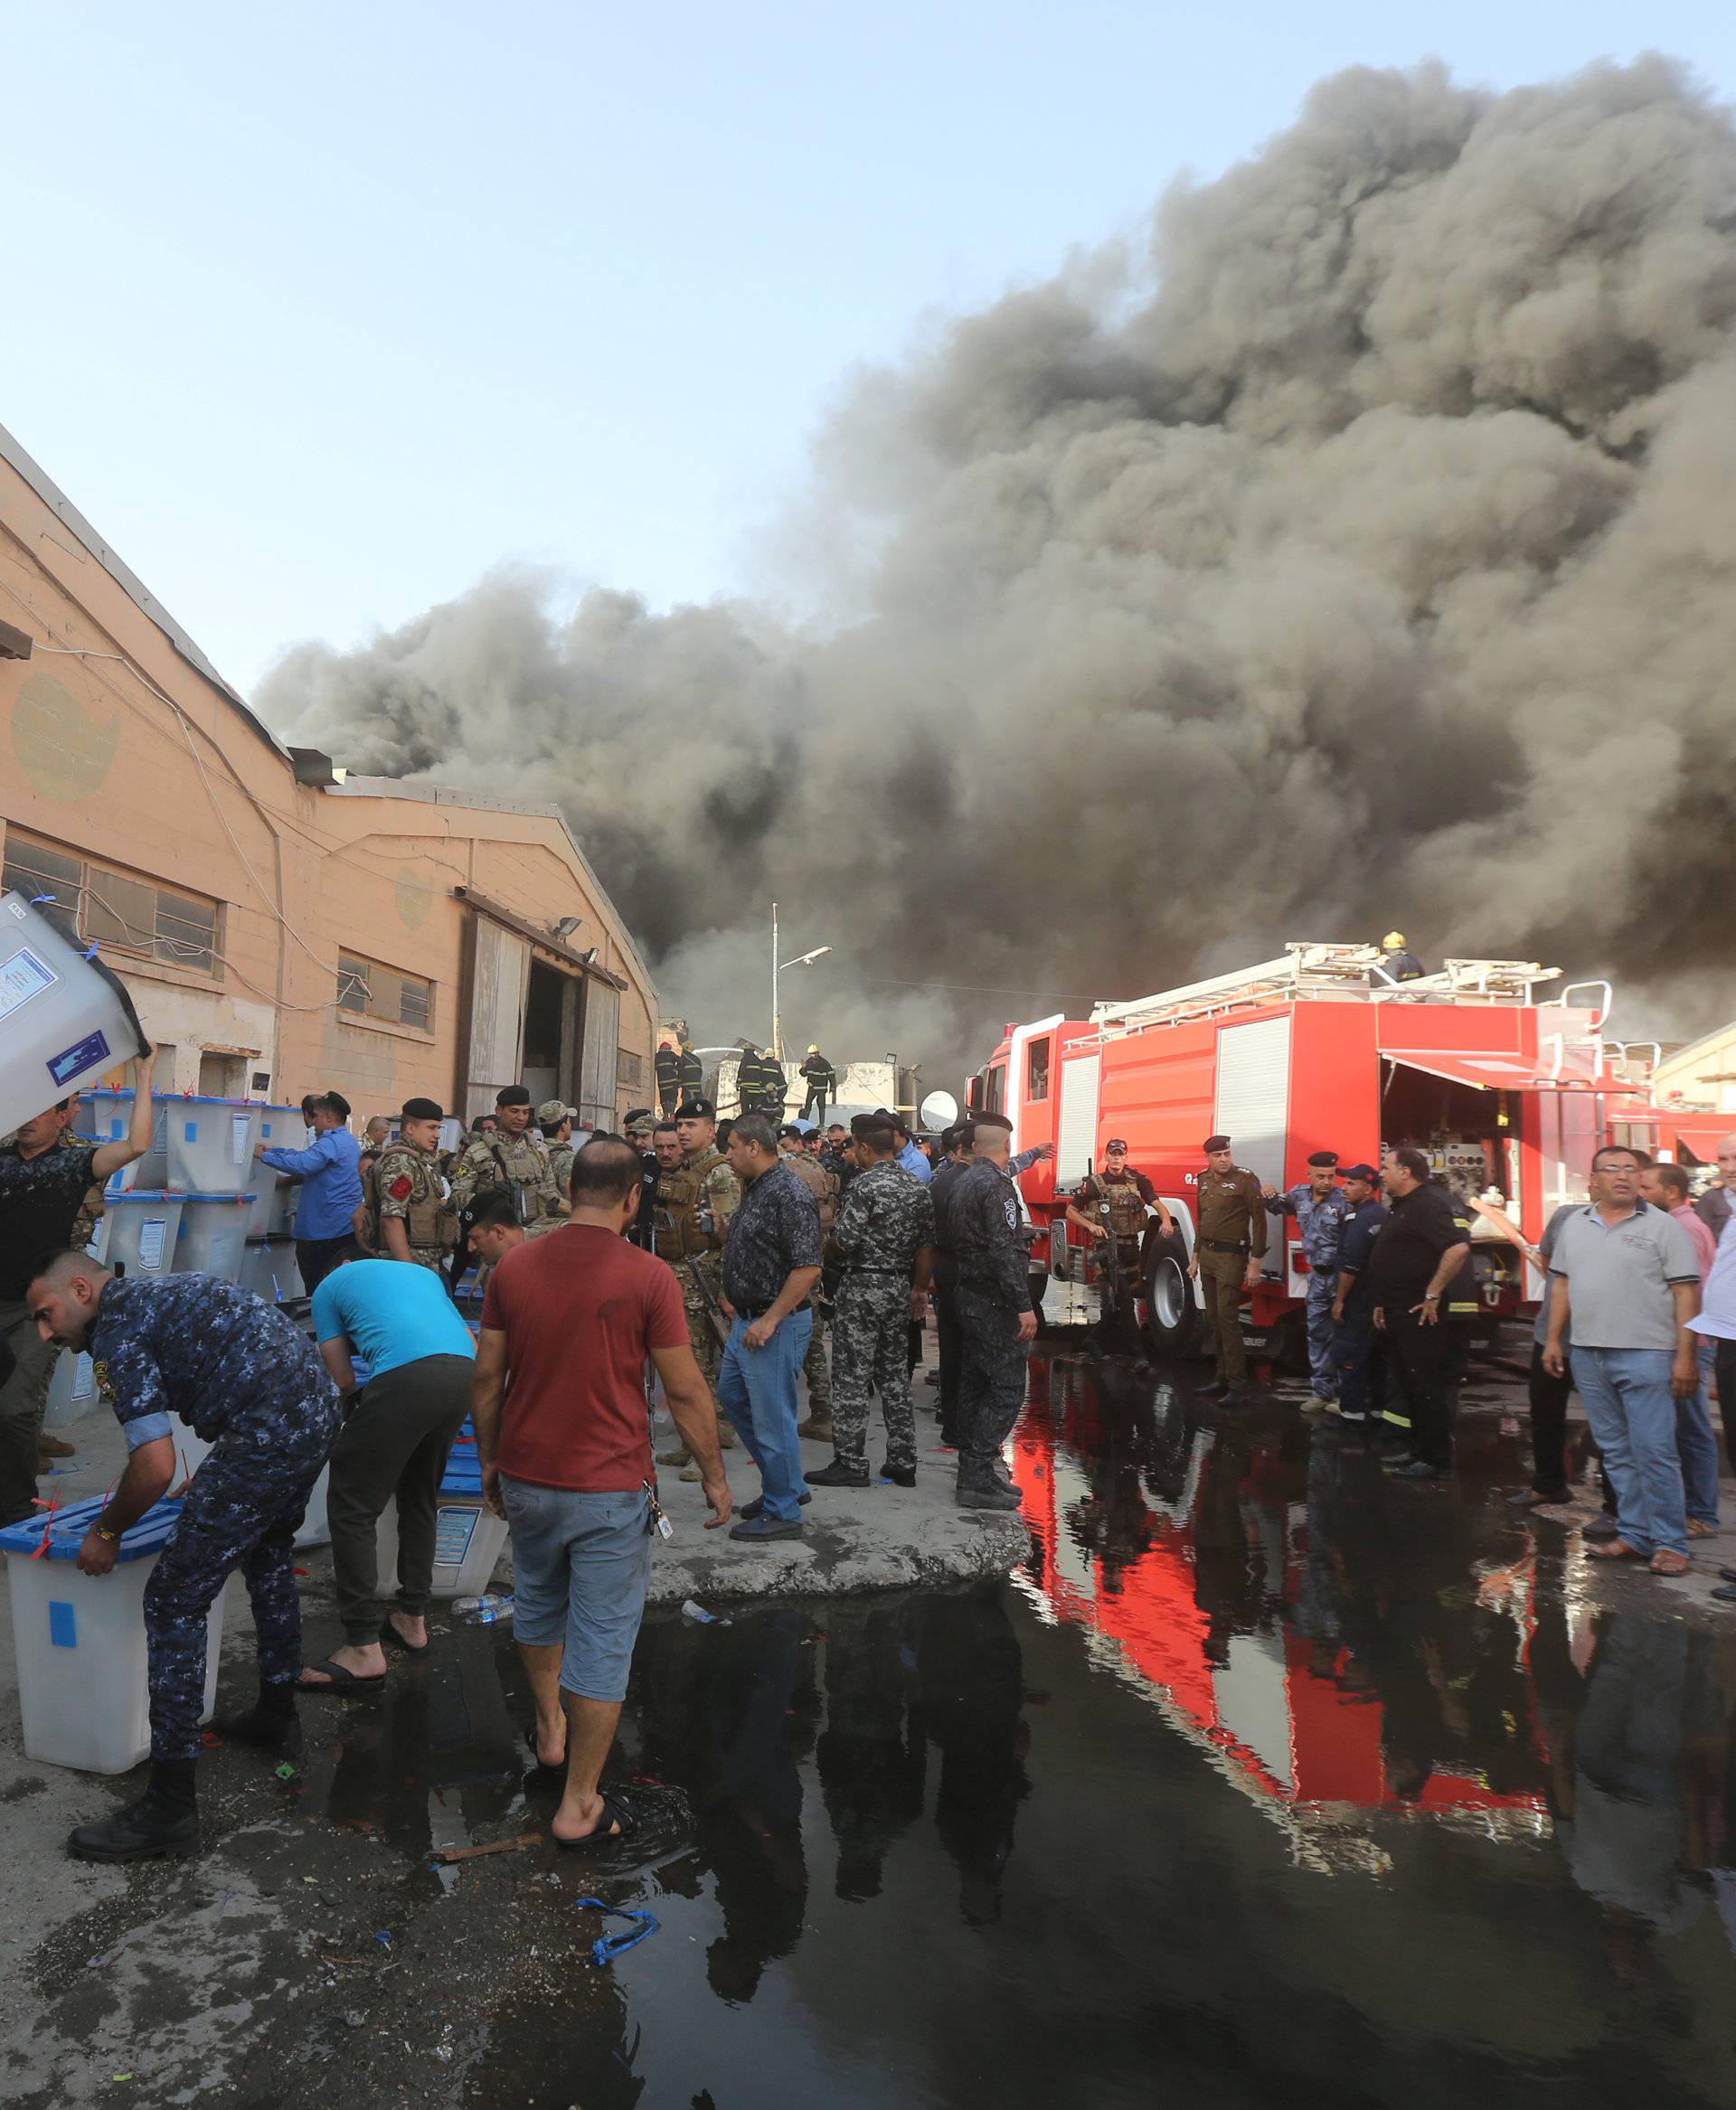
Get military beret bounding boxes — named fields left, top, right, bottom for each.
left=535, top=1099, right=571, bottom=1129
left=495, top=1085, right=532, bottom=1108
left=325, top=1090, right=353, bottom=1121
left=1203, top=1134, right=1231, bottom=1153
left=675, top=1097, right=716, bottom=1120
left=1307, top=1150, right=1340, bottom=1168
left=623, top=1107, right=655, bottom=1126
left=1342, top=1163, right=1378, bottom=1182
left=1105, top=1136, right=1128, bottom=1152
left=458, top=1187, right=518, bottom=1236
left=401, top=1096, right=444, bottom=1122
left=972, top=1112, right=1014, bottom=1135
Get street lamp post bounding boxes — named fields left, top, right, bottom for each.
left=770, top=900, right=831, bottom=1063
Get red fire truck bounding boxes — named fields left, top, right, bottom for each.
left=967, top=941, right=1651, bottom=1362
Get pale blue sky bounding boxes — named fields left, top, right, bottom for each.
left=7, top=1, right=1732, bottom=695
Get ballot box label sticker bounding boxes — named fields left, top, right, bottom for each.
left=47, top=1027, right=110, bottom=1087
left=231, top=1113, right=250, bottom=1164
left=0, top=944, right=57, bottom=1021
left=435, top=1505, right=478, bottom=1568
left=137, top=1219, right=169, bottom=1271
left=49, top=1602, right=77, bottom=1649
left=72, top=1356, right=93, bottom=1400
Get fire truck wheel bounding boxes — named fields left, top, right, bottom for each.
left=1141, top=1242, right=1198, bottom=1359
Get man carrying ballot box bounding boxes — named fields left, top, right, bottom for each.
left=25, top=1256, right=340, bottom=1862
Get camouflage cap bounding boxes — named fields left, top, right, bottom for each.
left=535, top=1099, right=572, bottom=1129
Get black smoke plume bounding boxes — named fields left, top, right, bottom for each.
left=259, top=56, right=1736, bottom=1070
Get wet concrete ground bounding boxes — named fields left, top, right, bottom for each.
left=6, top=1325, right=1736, bottom=2105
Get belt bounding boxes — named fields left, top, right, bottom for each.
left=737, top=1299, right=811, bottom=1319
left=1199, top=1238, right=1250, bottom=1254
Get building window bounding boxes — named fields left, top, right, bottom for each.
left=1026, top=1037, right=1051, bottom=1103
left=985, top=1063, right=1006, bottom=1115
left=337, top=950, right=434, bottom=1031
left=2, top=828, right=221, bottom=975
left=617, top=1048, right=643, bottom=1088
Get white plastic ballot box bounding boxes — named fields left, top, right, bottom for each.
left=0, top=1495, right=222, bottom=1773
left=0, top=891, right=148, bottom=1135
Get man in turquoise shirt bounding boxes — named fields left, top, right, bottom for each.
left=297, top=1257, right=476, bottom=1693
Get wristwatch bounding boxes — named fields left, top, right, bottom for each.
left=93, top=1523, right=120, bottom=1544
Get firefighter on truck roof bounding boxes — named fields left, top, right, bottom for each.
left=1067, top=1140, right=1176, bottom=1308
left=1186, top=1135, right=1268, bottom=1405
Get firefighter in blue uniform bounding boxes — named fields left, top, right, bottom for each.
left=25, top=1252, right=340, bottom=1862
left=1327, top=1164, right=1390, bottom=1424
left=1262, top=1150, right=1354, bottom=1401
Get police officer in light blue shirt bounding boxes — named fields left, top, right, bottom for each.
left=258, top=1089, right=364, bottom=1292
left=24, top=1256, right=339, bottom=1864
left=1264, top=1150, right=1354, bottom=1400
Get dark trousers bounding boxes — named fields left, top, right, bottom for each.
left=327, top=1354, right=471, bottom=1645
left=1334, top=1298, right=1386, bottom=1423
left=955, top=1286, right=1028, bottom=1482
left=801, top=1084, right=830, bottom=1121
left=297, top=1234, right=361, bottom=1295
left=935, top=1276, right=964, bottom=1443
left=1527, top=1340, right=1575, bottom=1499
left=145, top=1404, right=337, bottom=1759
left=658, top=1081, right=679, bottom=1117
left=1717, top=1341, right=1736, bottom=1479
left=1384, top=1311, right=1453, bottom=1468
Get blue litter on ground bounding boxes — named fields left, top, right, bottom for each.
left=572, top=1897, right=659, bottom=1967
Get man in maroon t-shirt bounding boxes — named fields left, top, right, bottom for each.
left=473, top=1135, right=731, bottom=1847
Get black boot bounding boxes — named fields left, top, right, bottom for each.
left=809, top=1457, right=870, bottom=1488
left=877, top=1461, right=917, bottom=1488
left=955, top=1466, right=1022, bottom=1512
left=68, top=1757, right=200, bottom=1862
left=213, top=1678, right=302, bottom=1758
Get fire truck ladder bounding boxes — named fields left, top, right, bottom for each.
left=1090, top=944, right=1563, bottom=1040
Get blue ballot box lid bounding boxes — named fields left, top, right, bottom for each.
left=0, top=1493, right=185, bottom=1563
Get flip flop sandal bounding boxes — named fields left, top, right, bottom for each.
left=296, top=1658, right=386, bottom=1693
left=1650, top=1550, right=1692, bottom=1577
left=524, top=1725, right=568, bottom=1774
left=554, top=1792, right=639, bottom=1850
left=379, top=1618, right=429, bottom=1653
left=1585, top=1540, right=1644, bottom=1562
left=1686, top=1521, right=1718, bottom=1540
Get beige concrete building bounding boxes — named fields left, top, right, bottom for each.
left=1654, top=1023, right=1736, bottom=1119
left=0, top=424, right=654, bottom=1125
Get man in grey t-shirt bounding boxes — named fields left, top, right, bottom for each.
left=1543, top=1145, right=1702, bottom=1572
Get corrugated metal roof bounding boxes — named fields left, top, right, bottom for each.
left=0, top=418, right=288, bottom=758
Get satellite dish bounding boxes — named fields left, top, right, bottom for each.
left=920, top=1088, right=959, bottom=1131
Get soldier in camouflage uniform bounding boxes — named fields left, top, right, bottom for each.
left=25, top=1254, right=340, bottom=1861
left=536, top=1099, right=578, bottom=1203
left=374, top=1097, right=458, bottom=1272
left=810, top=1116, right=936, bottom=1490
left=653, top=1096, right=739, bottom=1472
left=779, top=1122, right=840, bottom=1436
left=449, top=1085, right=568, bottom=1226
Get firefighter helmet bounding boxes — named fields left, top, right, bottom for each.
left=1382, top=931, right=1407, bottom=950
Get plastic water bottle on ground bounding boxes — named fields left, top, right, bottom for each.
left=681, top=1598, right=731, bottom=1626
left=453, top=1593, right=514, bottom=1625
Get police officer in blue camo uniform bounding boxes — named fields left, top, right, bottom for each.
left=1262, top=1150, right=1354, bottom=1400
left=810, top=1115, right=937, bottom=1492
left=25, top=1254, right=340, bottom=1862
left=948, top=1112, right=1034, bottom=1512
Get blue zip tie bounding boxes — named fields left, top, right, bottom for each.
left=83, top=943, right=99, bottom=960
left=30, top=893, right=58, bottom=905
left=571, top=1896, right=659, bottom=1967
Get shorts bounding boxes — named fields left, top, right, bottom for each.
left=499, top=1478, right=652, bottom=1703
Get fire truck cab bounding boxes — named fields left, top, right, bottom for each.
left=968, top=942, right=1630, bottom=1363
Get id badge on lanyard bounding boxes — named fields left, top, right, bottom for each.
left=642, top=1477, right=673, bottom=1540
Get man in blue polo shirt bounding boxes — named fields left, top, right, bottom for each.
left=258, top=1090, right=364, bottom=1292
left=297, top=1257, right=476, bottom=1693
